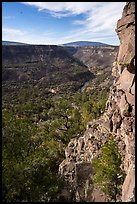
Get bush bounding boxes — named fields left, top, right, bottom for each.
left=92, top=137, right=125, bottom=202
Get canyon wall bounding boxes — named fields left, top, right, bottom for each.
left=59, top=2, right=135, bottom=202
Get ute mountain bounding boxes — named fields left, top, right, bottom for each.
left=60, top=40, right=113, bottom=47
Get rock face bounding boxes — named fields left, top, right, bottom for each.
left=59, top=2, right=135, bottom=202
left=64, top=46, right=118, bottom=71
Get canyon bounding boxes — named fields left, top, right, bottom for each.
left=2, top=2, right=135, bottom=202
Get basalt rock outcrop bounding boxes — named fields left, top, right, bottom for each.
left=59, top=2, right=135, bottom=202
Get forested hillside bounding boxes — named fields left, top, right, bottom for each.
left=2, top=44, right=115, bottom=201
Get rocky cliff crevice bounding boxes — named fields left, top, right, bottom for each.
left=59, top=2, right=135, bottom=202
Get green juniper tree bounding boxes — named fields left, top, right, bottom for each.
left=92, top=137, right=125, bottom=202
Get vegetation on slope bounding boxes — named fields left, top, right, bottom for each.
left=2, top=44, right=114, bottom=202
left=92, top=137, right=126, bottom=202
left=2, top=84, right=108, bottom=201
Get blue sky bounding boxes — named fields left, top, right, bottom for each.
left=2, top=2, right=126, bottom=45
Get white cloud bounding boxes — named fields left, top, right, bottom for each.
left=21, top=2, right=125, bottom=18
left=21, top=2, right=66, bottom=12
left=2, top=27, right=57, bottom=45
left=20, top=2, right=126, bottom=45
left=85, top=2, right=125, bottom=32
left=21, top=2, right=102, bottom=16
left=3, top=16, right=15, bottom=19
left=55, top=3, right=125, bottom=44
left=3, top=2, right=126, bottom=45
left=72, top=20, right=85, bottom=26
left=2, top=27, right=26, bottom=36
left=2, top=27, right=31, bottom=44
left=59, top=28, right=118, bottom=45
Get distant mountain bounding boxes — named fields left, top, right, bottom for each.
left=2, top=41, right=27, bottom=45
left=60, top=41, right=112, bottom=47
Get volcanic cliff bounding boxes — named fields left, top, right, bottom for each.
left=59, top=2, right=135, bottom=202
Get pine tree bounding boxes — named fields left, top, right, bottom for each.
left=92, top=137, right=125, bottom=202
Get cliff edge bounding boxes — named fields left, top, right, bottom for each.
left=59, top=2, right=135, bottom=202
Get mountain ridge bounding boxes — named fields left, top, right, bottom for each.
left=2, top=41, right=28, bottom=45
left=60, top=40, right=114, bottom=47
left=2, top=40, right=115, bottom=47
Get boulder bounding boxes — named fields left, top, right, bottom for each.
left=125, top=91, right=135, bottom=106
left=122, top=164, right=135, bottom=202
left=116, top=68, right=134, bottom=92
